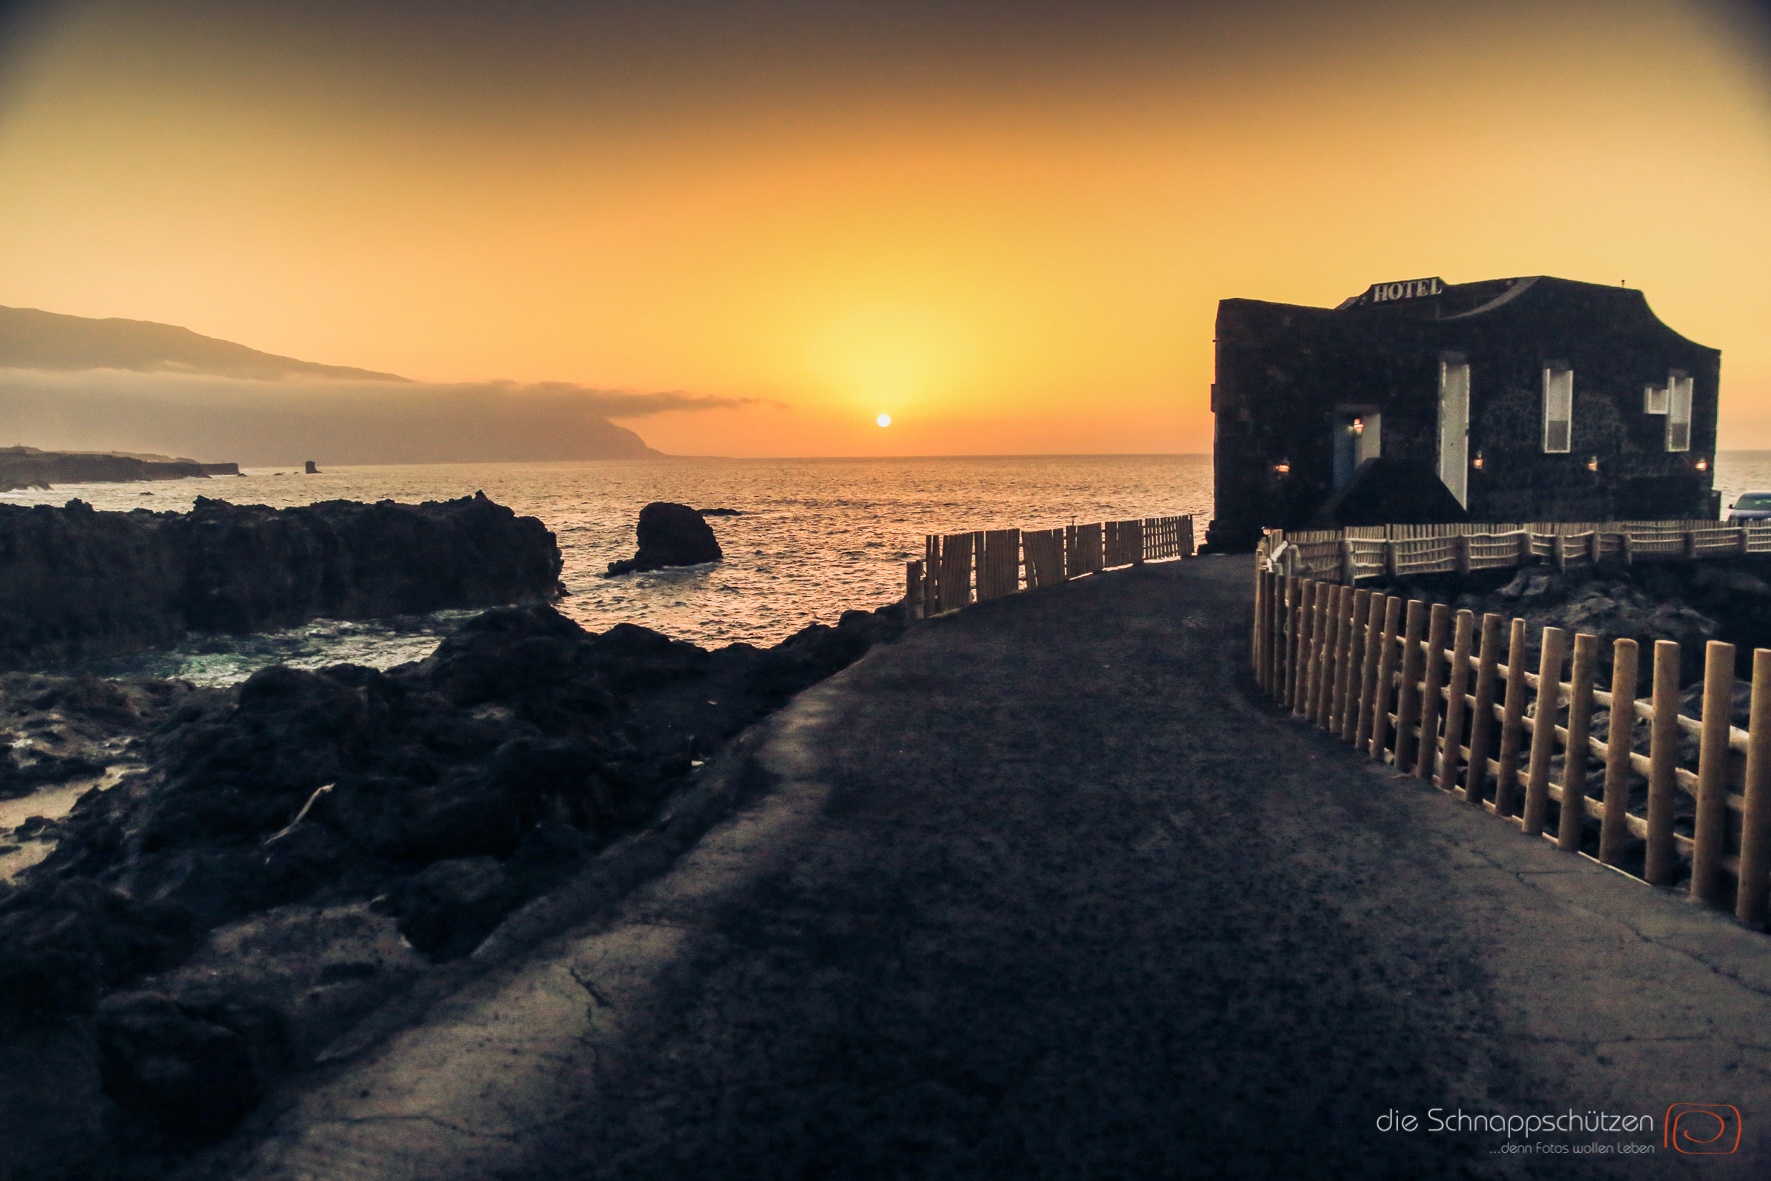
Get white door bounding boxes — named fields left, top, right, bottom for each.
left=1439, top=359, right=1470, bottom=507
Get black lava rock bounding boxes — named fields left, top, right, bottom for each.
left=605, top=502, right=723, bottom=576
left=1, top=595, right=907, bottom=1160
left=0, top=491, right=563, bottom=670
left=95, top=992, right=260, bottom=1143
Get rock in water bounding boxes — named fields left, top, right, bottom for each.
left=304, top=460, right=320, bottom=474
left=606, top=501, right=723, bottom=576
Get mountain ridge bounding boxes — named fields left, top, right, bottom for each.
left=0, top=305, right=666, bottom=462
left=0, top=304, right=408, bottom=381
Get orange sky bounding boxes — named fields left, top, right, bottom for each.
left=0, top=0, right=1768, bottom=457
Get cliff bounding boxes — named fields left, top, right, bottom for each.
left=0, top=493, right=562, bottom=668
left=0, top=446, right=239, bottom=493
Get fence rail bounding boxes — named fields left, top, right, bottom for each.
left=1250, top=570, right=1771, bottom=927
left=909, top=514, right=1193, bottom=618
left=1260, top=519, right=1764, bottom=584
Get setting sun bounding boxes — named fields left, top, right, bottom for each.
left=876, top=413, right=892, bottom=428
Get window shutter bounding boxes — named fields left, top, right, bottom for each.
left=1542, top=367, right=1573, bottom=453
left=1667, top=374, right=1693, bottom=452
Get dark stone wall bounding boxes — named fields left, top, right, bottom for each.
left=0, top=493, right=562, bottom=668
left=1208, top=277, right=1722, bottom=550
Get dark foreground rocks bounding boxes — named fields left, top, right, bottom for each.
left=0, top=492, right=562, bottom=670
left=0, top=599, right=903, bottom=1177
left=605, top=501, right=722, bottom=576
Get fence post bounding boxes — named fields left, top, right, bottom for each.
left=1369, top=596, right=1403, bottom=760
left=905, top=560, right=923, bottom=622
left=1340, top=538, right=1356, bottom=585
left=1268, top=574, right=1286, bottom=698
left=1415, top=603, right=1452, bottom=780
left=1330, top=586, right=1356, bottom=731
left=1691, top=639, right=1738, bottom=903
left=1341, top=589, right=1372, bottom=742
left=1621, top=532, right=1634, bottom=565
left=1383, top=538, right=1396, bottom=577
left=1310, top=584, right=1331, bottom=725
left=1284, top=577, right=1304, bottom=709
left=1464, top=614, right=1504, bottom=806
left=1295, top=581, right=1319, bottom=718
left=1598, top=639, right=1639, bottom=865
left=1454, top=534, right=1471, bottom=577
left=1339, top=585, right=1363, bottom=734
left=1325, top=585, right=1348, bottom=731
left=1738, top=647, right=1771, bottom=926
left=1557, top=632, right=1599, bottom=851
left=1353, top=592, right=1385, bottom=749
left=1252, top=570, right=1267, bottom=679
left=1644, top=640, right=1682, bottom=885
left=1552, top=533, right=1567, bottom=572
left=1268, top=574, right=1283, bottom=702
left=1494, top=618, right=1530, bottom=818
left=1684, top=530, right=1698, bottom=559
left=923, top=536, right=939, bottom=617
left=1315, top=585, right=1339, bottom=726
left=1740, top=526, right=1751, bottom=557
left=1437, top=610, right=1475, bottom=794
left=1520, top=626, right=1568, bottom=836
left=1393, top=600, right=1427, bottom=770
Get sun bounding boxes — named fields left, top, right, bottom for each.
left=876, top=413, right=892, bottom=428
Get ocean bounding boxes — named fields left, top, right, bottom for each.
left=0, top=454, right=1214, bottom=684
left=11, top=450, right=1763, bottom=687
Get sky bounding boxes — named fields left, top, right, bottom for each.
left=0, top=0, right=1768, bottom=458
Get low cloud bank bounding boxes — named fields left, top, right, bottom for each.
left=0, top=369, right=757, bottom=464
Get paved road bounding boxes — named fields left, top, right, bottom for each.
left=220, top=556, right=1771, bottom=1179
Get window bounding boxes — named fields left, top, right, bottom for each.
left=1438, top=359, right=1470, bottom=507
left=1542, top=366, right=1572, bottom=453
left=1644, top=384, right=1668, bottom=414
left=1667, top=373, right=1693, bottom=452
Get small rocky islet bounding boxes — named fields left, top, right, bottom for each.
left=0, top=494, right=904, bottom=1174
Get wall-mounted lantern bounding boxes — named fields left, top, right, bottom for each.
left=1696, top=457, right=1709, bottom=472
left=1274, top=459, right=1291, bottom=475
left=1586, top=455, right=1600, bottom=473
left=1471, top=451, right=1484, bottom=471
left=1351, top=417, right=1365, bottom=436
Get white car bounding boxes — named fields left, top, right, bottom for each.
left=1727, top=491, right=1771, bottom=522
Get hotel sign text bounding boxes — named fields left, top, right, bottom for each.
left=1367, top=277, right=1445, bottom=303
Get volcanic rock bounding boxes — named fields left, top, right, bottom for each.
left=0, top=596, right=905, bottom=1166
left=0, top=491, right=562, bottom=669
left=605, top=501, right=722, bottom=576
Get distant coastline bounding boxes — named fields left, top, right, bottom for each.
left=0, top=445, right=239, bottom=493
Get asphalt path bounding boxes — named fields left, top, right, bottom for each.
left=220, top=555, right=1771, bottom=1180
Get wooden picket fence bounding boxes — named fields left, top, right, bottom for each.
left=908, top=514, right=1193, bottom=618
left=1249, top=571, right=1771, bottom=926
left=1260, top=519, right=1763, bottom=585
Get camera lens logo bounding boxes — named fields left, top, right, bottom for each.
left=1664, top=1104, right=1742, bottom=1154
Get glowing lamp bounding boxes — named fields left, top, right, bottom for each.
left=1696, top=458, right=1709, bottom=471
left=1274, top=460, right=1291, bottom=475
left=1351, top=417, right=1364, bottom=436
left=1586, top=456, right=1599, bottom=473
left=1471, top=451, right=1484, bottom=471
